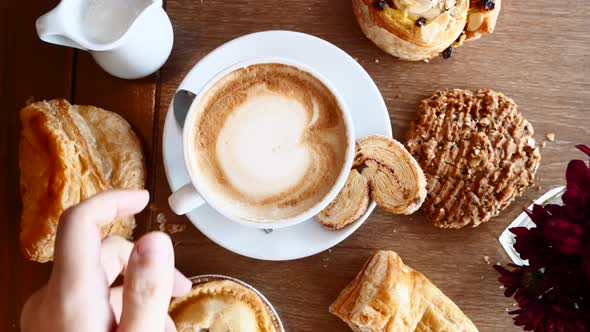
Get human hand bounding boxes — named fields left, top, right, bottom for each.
left=20, top=190, right=192, bottom=332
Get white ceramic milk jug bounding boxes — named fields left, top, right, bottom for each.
left=36, top=0, right=174, bottom=79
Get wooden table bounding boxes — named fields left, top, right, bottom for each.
left=1, top=1, right=588, bottom=331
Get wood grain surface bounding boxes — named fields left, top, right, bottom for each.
left=1, top=0, right=589, bottom=331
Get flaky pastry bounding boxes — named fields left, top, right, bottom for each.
left=352, top=0, right=501, bottom=61
left=317, top=169, right=370, bottom=230
left=330, top=250, right=478, bottom=331
left=317, top=136, right=426, bottom=229
left=169, top=279, right=279, bottom=332
left=19, top=99, right=145, bottom=262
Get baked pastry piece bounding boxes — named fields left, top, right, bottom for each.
left=352, top=0, right=501, bottom=61
left=465, top=0, right=502, bottom=40
left=330, top=250, right=478, bottom=331
left=405, top=89, right=541, bottom=228
left=169, top=279, right=279, bottom=332
left=19, top=99, right=145, bottom=262
left=317, top=169, right=370, bottom=230
left=317, top=136, right=426, bottom=229
left=355, top=136, right=426, bottom=214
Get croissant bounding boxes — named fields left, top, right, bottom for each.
left=352, top=0, right=501, bottom=61
left=19, top=99, right=145, bottom=262
left=330, top=250, right=478, bottom=331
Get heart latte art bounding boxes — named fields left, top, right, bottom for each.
left=188, top=63, right=349, bottom=222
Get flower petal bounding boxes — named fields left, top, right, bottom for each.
left=566, top=159, right=590, bottom=191
left=575, top=144, right=590, bottom=157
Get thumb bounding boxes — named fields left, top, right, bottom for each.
left=118, top=232, right=175, bottom=332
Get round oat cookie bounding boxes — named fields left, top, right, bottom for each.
left=405, top=89, right=541, bottom=228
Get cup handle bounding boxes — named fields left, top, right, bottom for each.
left=168, top=183, right=205, bottom=215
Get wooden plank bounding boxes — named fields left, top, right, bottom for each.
left=0, top=1, right=73, bottom=330
left=72, top=51, right=158, bottom=235
left=152, top=1, right=590, bottom=331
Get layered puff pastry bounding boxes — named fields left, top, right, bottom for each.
left=352, top=0, right=501, bottom=61
left=19, top=99, right=145, bottom=262
left=330, top=251, right=478, bottom=331
left=317, top=136, right=426, bottom=230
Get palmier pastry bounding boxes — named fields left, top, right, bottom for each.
left=317, top=136, right=426, bottom=229
left=317, top=169, right=370, bottom=230
left=19, top=99, right=145, bottom=262
left=169, top=279, right=280, bottom=332
left=330, top=250, right=478, bottom=331
left=406, top=89, right=541, bottom=228
left=352, top=0, right=501, bottom=61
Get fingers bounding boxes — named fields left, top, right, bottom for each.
left=109, top=286, right=124, bottom=324
left=111, top=286, right=178, bottom=332
left=52, top=190, right=149, bottom=287
left=118, top=232, right=175, bottom=332
left=172, top=269, right=192, bottom=297
left=101, top=236, right=134, bottom=284
left=166, top=315, right=177, bottom=332
left=100, top=236, right=192, bottom=294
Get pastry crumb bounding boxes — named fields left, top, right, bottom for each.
left=541, top=141, right=547, bottom=148
left=546, top=133, right=556, bottom=142
left=537, top=185, right=542, bottom=192
left=483, top=255, right=491, bottom=264
left=393, top=229, right=397, bottom=233
left=353, top=57, right=359, bottom=62
left=499, top=285, right=505, bottom=289
left=165, top=223, right=187, bottom=234
left=375, top=59, right=380, bottom=63
left=156, top=212, right=167, bottom=231
left=480, top=275, right=485, bottom=279
left=395, top=94, right=401, bottom=99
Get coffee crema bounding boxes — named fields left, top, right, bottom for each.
left=189, top=63, right=349, bottom=222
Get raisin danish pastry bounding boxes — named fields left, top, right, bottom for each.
left=352, top=0, right=501, bottom=61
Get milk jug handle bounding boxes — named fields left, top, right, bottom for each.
left=36, top=9, right=86, bottom=50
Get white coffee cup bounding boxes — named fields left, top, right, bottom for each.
left=168, top=57, right=355, bottom=229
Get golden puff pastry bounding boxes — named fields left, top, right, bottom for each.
left=330, top=251, right=478, bottom=332
left=317, top=169, right=370, bottom=230
left=169, top=279, right=279, bottom=332
left=317, top=136, right=426, bottom=230
left=355, top=136, right=426, bottom=215
left=352, top=0, right=501, bottom=61
left=19, top=99, right=145, bottom=262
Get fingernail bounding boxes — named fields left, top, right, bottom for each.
left=135, top=233, right=172, bottom=263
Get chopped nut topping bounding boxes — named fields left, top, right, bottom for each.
left=406, top=89, right=541, bottom=228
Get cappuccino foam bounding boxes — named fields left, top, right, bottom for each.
left=189, top=63, right=348, bottom=222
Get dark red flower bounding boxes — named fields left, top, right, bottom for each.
left=495, top=145, right=590, bottom=332
left=544, top=217, right=585, bottom=254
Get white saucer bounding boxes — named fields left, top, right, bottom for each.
left=163, top=31, right=392, bottom=261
